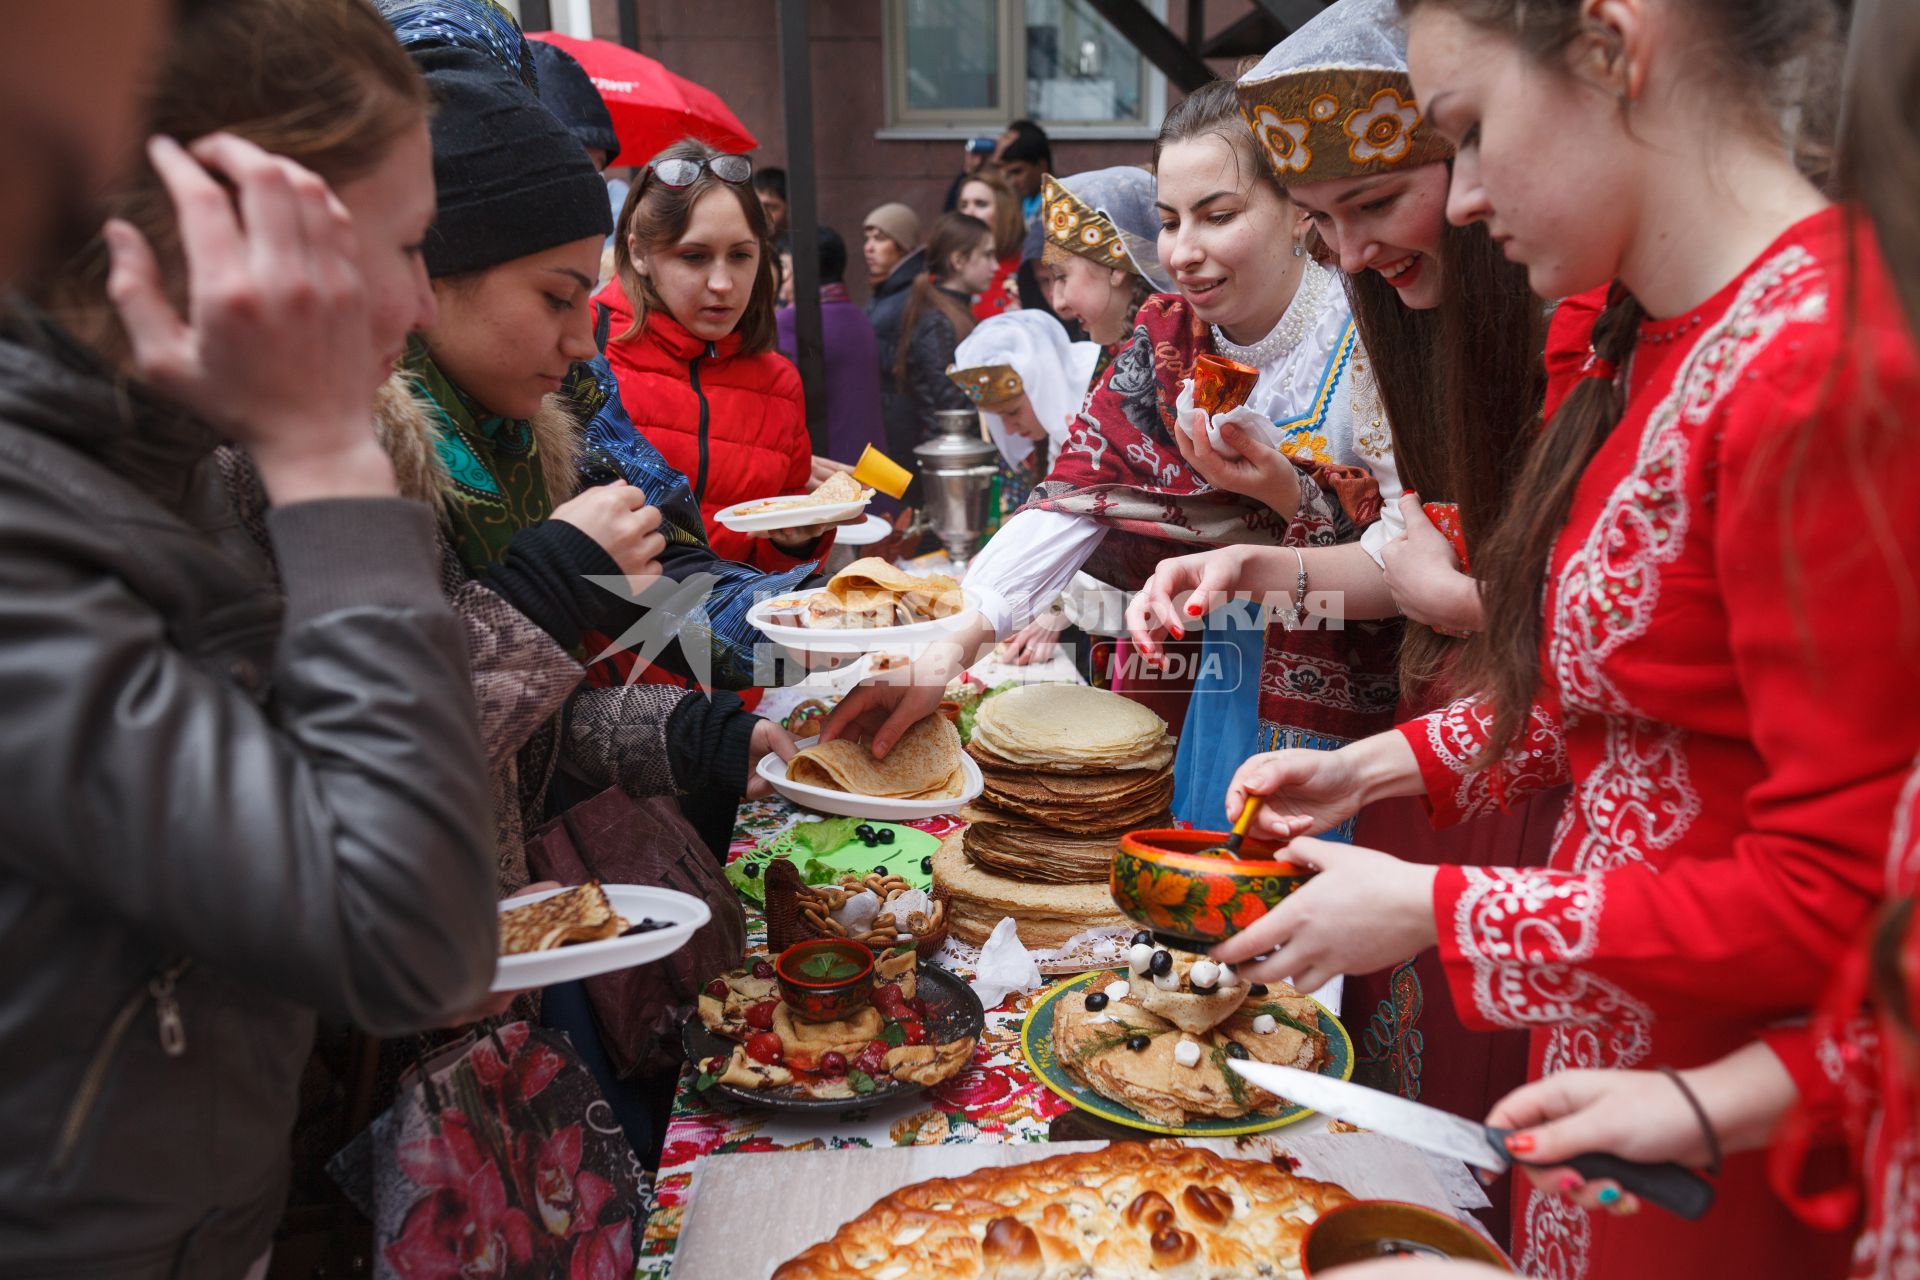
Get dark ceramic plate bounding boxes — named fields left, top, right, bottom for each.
left=679, top=962, right=984, bottom=1116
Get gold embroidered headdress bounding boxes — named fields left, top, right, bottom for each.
left=1235, top=0, right=1451, bottom=186
left=1038, top=167, right=1172, bottom=292
left=947, top=364, right=1025, bottom=407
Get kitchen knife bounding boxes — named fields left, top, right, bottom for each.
left=1227, top=1061, right=1714, bottom=1220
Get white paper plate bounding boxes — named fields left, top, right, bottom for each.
left=714, top=493, right=869, bottom=534
left=491, top=884, right=710, bottom=993
left=833, top=512, right=895, bottom=546
left=747, top=586, right=984, bottom=658
left=757, top=734, right=983, bottom=820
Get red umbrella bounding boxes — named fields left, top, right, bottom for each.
left=526, top=31, right=757, bottom=167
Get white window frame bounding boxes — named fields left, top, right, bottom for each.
left=878, top=0, right=1171, bottom=142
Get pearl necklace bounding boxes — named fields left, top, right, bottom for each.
left=1210, top=260, right=1329, bottom=372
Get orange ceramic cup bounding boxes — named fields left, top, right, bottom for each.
left=1191, top=353, right=1260, bottom=417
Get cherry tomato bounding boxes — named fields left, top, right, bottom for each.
left=746, top=1032, right=784, bottom=1065
left=819, top=1051, right=848, bottom=1077
left=744, top=1000, right=779, bottom=1030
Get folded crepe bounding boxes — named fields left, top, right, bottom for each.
left=499, top=882, right=626, bottom=955
left=825, top=558, right=966, bottom=621
left=1051, top=979, right=1326, bottom=1127
left=788, top=714, right=967, bottom=800
left=738, top=471, right=871, bottom=514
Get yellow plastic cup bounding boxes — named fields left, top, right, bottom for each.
left=852, top=443, right=913, bottom=500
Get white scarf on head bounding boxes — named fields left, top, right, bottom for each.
left=951, top=310, right=1102, bottom=468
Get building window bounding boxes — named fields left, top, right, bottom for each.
left=885, top=0, right=1168, bottom=138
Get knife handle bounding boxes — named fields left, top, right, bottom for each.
left=1485, top=1129, right=1715, bottom=1221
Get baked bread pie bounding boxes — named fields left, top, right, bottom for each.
left=771, top=1139, right=1352, bottom=1279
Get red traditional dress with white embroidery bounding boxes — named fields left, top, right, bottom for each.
left=1767, top=751, right=1920, bottom=1280
left=1397, top=207, right=1920, bottom=1280
left=1343, top=287, right=1606, bottom=1248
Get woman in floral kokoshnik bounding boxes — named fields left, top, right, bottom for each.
left=1209, top=0, right=1920, bottom=1276
left=1034, top=165, right=1173, bottom=374
left=1125, top=0, right=1564, bottom=1237
left=823, top=79, right=1410, bottom=819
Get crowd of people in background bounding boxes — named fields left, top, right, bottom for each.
left=3, top=0, right=1920, bottom=1278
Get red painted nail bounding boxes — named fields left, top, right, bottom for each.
left=1558, top=1173, right=1585, bottom=1195
left=1185, top=601, right=1204, bottom=617
left=1505, top=1133, right=1535, bottom=1155
left=1169, top=625, right=1184, bottom=640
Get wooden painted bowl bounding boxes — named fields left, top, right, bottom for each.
left=1303, top=1200, right=1514, bottom=1274
left=774, top=938, right=875, bottom=1024
left=1110, top=828, right=1312, bottom=948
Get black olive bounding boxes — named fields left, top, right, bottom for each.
left=1131, top=930, right=1155, bottom=947
left=1225, top=1041, right=1250, bottom=1060
left=1125, top=1034, right=1151, bottom=1052
left=861, top=836, right=879, bottom=848
left=1149, top=949, right=1173, bottom=977
left=1084, top=992, right=1109, bottom=1011
left=742, top=862, right=760, bottom=878
left=877, top=828, right=896, bottom=845
left=855, top=824, right=875, bottom=837
left=921, top=856, right=933, bottom=874
left=1249, top=983, right=1270, bottom=997
left=873, top=864, right=888, bottom=875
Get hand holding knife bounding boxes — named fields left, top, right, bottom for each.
left=1226, top=1062, right=1716, bottom=1221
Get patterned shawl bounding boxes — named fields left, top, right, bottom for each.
left=406, top=339, right=554, bottom=573
left=1024, top=291, right=1401, bottom=747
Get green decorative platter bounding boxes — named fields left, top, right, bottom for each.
left=1020, top=968, right=1353, bottom=1138
left=726, top=820, right=940, bottom=905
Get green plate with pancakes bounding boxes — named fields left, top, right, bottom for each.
left=1021, top=968, right=1353, bottom=1137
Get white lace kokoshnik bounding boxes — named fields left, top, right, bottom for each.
left=964, top=259, right=1402, bottom=635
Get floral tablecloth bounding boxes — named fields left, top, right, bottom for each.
left=636, top=799, right=1077, bottom=1278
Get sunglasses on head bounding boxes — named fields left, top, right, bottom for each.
left=647, top=154, right=753, bottom=188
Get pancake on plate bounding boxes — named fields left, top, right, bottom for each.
left=786, top=714, right=966, bottom=800
left=1051, top=973, right=1329, bottom=1127
left=498, top=882, right=626, bottom=955
left=969, top=684, right=1174, bottom=771
left=736, top=471, right=871, bottom=515
left=810, top=557, right=966, bottom=628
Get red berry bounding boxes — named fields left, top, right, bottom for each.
left=744, top=1000, right=779, bottom=1030
left=746, top=1032, right=784, bottom=1065
left=909, top=998, right=931, bottom=1018
left=873, top=984, right=908, bottom=1014
left=897, top=1019, right=928, bottom=1046
left=854, top=1040, right=890, bottom=1075
left=704, top=979, right=729, bottom=999
left=819, top=1051, right=848, bottom=1077
left=751, top=960, right=775, bottom=980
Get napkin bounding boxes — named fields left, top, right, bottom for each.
left=832, top=889, right=881, bottom=933
left=882, top=889, right=932, bottom=931
left=969, top=916, right=1042, bottom=1009
left=1174, top=376, right=1280, bottom=455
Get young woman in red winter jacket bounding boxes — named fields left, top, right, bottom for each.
left=597, top=140, right=838, bottom=571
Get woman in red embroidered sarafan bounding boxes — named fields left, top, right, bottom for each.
left=1209, top=1, right=1920, bottom=1278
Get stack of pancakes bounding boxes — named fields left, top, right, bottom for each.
left=941, top=684, right=1174, bottom=947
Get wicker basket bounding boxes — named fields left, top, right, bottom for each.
left=762, top=857, right=949, bottom=959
